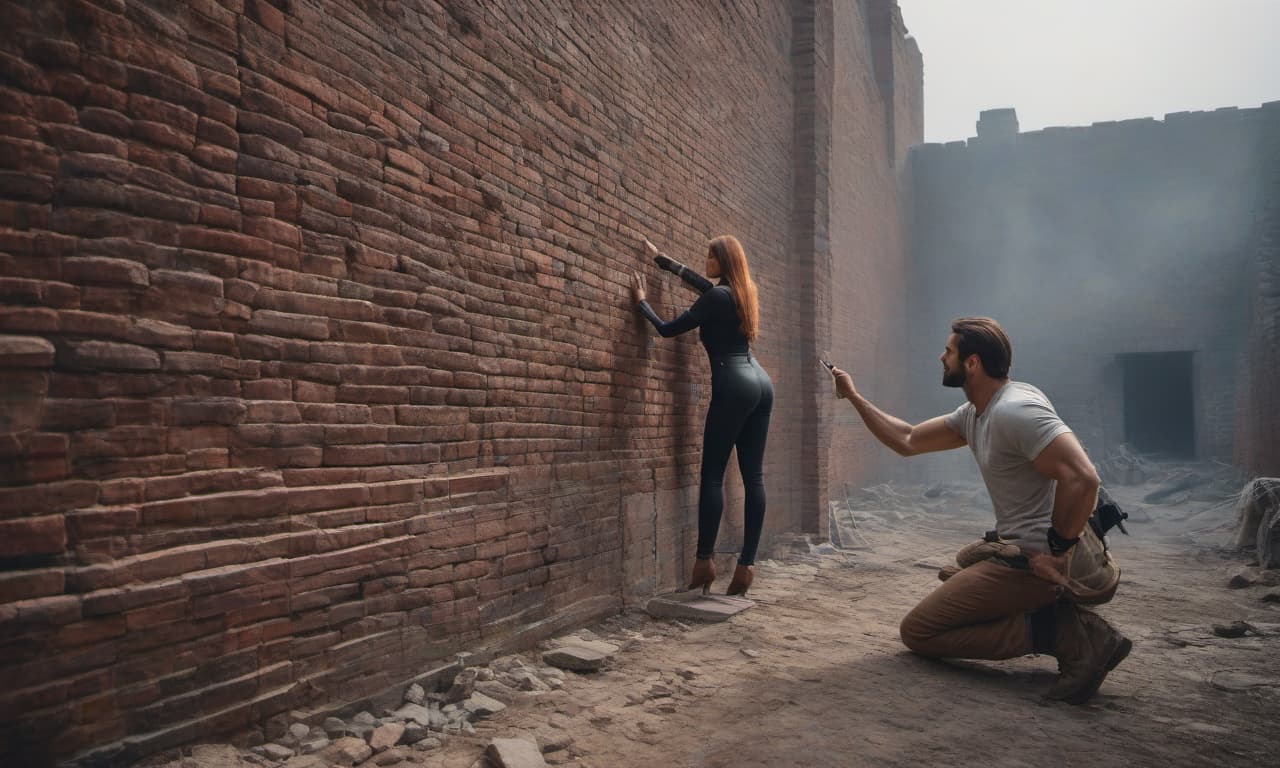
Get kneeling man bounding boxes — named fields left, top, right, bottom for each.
left=831, top=317, right=1130, bottom=704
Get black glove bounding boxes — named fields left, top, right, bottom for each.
left=654, top=253, right=685, bottom=276
left=1046, top=526, right=1079, bottom=556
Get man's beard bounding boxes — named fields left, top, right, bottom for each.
left=942, top=366, right=966, bottom=388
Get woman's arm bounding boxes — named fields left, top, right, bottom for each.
left=644, top=236, right=712, bottom=294
left=638, top=301, right=701, bottom=337
left=631, top=270, right=707, bottom=338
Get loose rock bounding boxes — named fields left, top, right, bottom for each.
left=370, top=722, right=405, bottom=752
left=262, top=744, right=295, bottom=761
left=374, top=747, right=407, bottom=765
left=325, top=736, right=372, bottom=767
left=404, top=683, right=426, bottom=705
left=486, top=737, right=548, bottom=768
left=463, top=692, right=507, bottom=718
left=393, top=703, right=432, bottom=727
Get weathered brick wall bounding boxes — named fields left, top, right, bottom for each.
left=1237, top=103, right=1280, bottom=475
left=0, top=0, right=917, bottom=763
left=909, top=106, right=1266, bottom=473
left=825, top=0, right=922, bottom=500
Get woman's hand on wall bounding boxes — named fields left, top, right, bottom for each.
left=631, top=271, right=646, bottom=304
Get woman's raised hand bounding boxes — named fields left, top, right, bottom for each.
left=641, top=236, right=660, bottom=257
left=630, top=271, right=647, bottom=304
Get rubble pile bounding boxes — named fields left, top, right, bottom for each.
left=152, top=634, right=622, bottom=768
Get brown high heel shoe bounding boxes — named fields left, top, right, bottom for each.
left=687, top=557, right=716, bottom=595
left=726, top=564, right=754, bottom=596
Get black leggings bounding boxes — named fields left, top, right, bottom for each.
left=697, top=352, right=774, bottom=565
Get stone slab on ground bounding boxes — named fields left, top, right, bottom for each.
left=486, top=738, right=547, bottom=768
left=541, top=639, right=620, bottom=672
left=644, top=590, right=754, bottom=622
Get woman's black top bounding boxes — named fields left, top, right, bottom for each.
left=638, top=278, right=750, bottom=358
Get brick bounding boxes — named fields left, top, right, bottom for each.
left=62, top=256, right=150, bottom=287
left=0, top=514, right=66, bottom=557
left=0, top=567, right=65, bottom=603
left=0, top=335, right=55, bottom=367
left=57, top=341, right=160, bottom=371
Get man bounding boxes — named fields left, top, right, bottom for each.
left=830, top=317, right=1130, bottom=704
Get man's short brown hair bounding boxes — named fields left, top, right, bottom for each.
left=951, top=317, right=1012, bottom=379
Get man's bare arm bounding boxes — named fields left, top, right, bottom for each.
left=1031, top=431, right=1101, bottom=540
left=833, top=368, right=965, bottom=456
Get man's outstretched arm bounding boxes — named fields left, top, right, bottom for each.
left=831, top=367, right=965, bottom=456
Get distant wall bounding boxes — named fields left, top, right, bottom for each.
left=0, top=0, right=918, bottom=763
left=1237, top=105, right=1280, bottom=475
left=909, top=105, right=1272, bottom=472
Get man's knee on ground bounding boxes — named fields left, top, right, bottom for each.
left=898, top=612, right=938, bottom=656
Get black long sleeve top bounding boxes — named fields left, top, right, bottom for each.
left=638, top=276, right=750, bottom=358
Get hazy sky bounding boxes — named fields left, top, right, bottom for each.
left=896, top=0, right=1280, bottom=143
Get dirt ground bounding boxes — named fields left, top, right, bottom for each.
left=413, top=474, right=1278, bottom=768
left=159, top=469, right=1280, bottom=768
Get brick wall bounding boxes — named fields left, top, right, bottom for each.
left=1237, top=103, right=1280, bottom=475
left=0, top=1, right=918, bottom=763
left=825, top=0, right=922, bottom=500
left=909, top=106, right=1267, bottom=473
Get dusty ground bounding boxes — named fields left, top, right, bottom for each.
left=414, top=475, right=1279, bottom=768
left=159, top=469, right=1280, bottom=768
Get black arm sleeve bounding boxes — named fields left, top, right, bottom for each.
left=638, top=291, right=711, bottom=338
left=677, top=266, right=714, bottom=294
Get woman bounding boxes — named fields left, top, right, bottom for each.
left=630, top=235, right=774, bottom=596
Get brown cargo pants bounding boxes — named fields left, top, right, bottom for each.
left=899, top=559, right=1060, bottom=659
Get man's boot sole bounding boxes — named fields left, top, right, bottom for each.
left=1064, top=636, right=1132, bottom=705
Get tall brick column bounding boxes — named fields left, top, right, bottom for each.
left=790, top=0, right=834, bottom=535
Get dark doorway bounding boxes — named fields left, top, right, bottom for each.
left=1120, top=352, right=1195, bottom=458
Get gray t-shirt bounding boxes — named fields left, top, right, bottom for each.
left=944, top=382, right=1072, bottom=551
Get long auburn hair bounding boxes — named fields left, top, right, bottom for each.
left=708, top=235, right=759, bottom=341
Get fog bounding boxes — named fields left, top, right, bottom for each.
left=899, top=102, right=1274, bottom=484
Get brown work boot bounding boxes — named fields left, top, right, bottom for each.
left=1046, top=603, right=1131, bottom=704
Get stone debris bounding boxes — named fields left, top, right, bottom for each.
left=188, top=744, right=245, bottom=768
left=463, top=692, right=508, bottom=718
left=644, top=591, right=754, bottom=622
left=323, top=717, right=348, bottom=739
left=325, top=736, right=372, bottom=766
left=541, top=640, right=620, bottom=672
left=368, top=722, right=404, bottom=752
left=404, top=683, right=426, bottom=705
left=260, top=744, right=294, bottom=761
left=1227, top=566, right=1280, bottom=589
left=400, top=722, right=429, bottom=744
left=393, top=702, right=432, bottom=726
left=486, top=737, right=548, bottom=768
left=443, top=667, right=478, bottom=703
left=133, top=614, right=669, bottom=768
left=533, top=727, right=574, bottom=754
left=298, top=733, right=328, bottom=755
left=373, top=747, right=407, bottom=765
